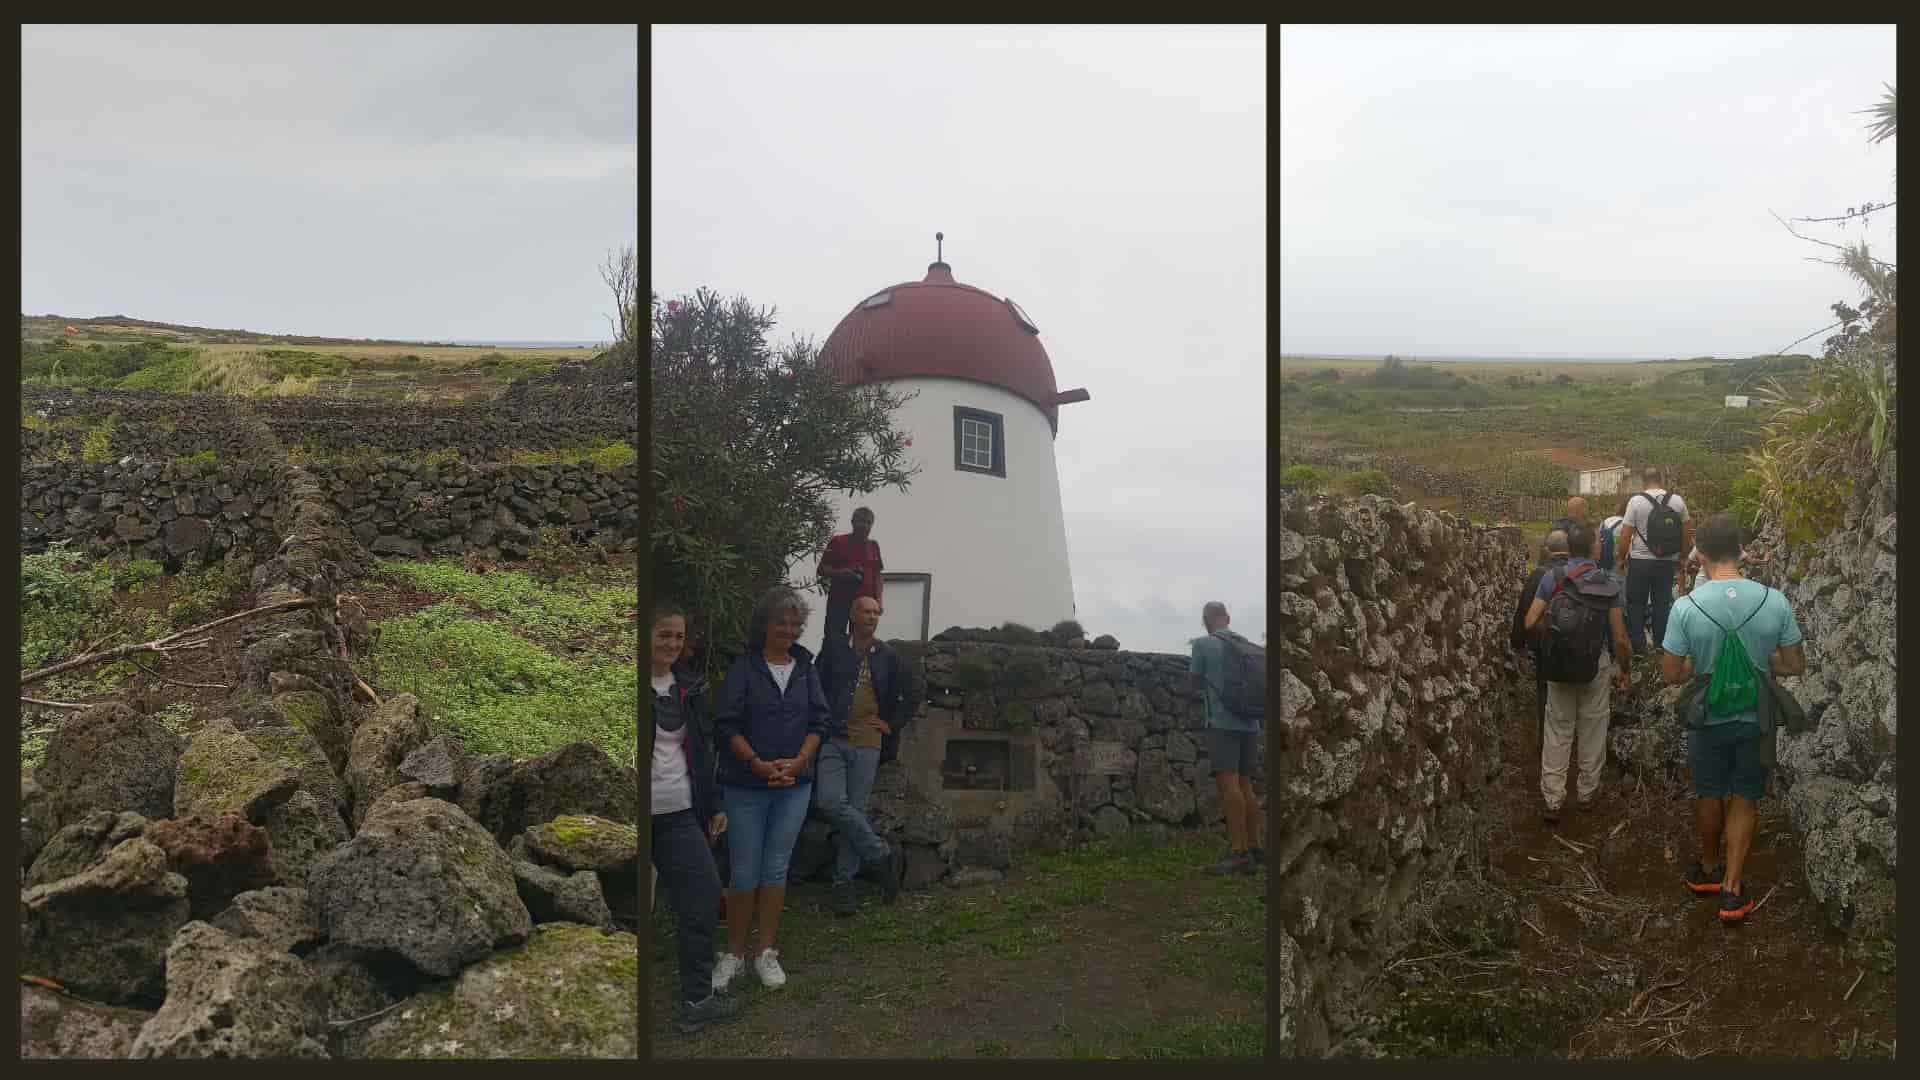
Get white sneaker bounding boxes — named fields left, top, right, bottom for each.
left=753, top=948, right=787, bottom=989
left=711, top=952, right=744, bottom=993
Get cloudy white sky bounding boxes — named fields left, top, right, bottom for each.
left=22, top=25, right=638, bottom=342
left=652, top=26, right=1266, bottom=654
left=1281, top=25, right=1897, bottom=359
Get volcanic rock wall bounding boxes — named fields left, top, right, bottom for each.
left=765, top=641, right=1265, bottom=891
left=1773, top=454, right=1898, bottom=936
left=21, top=459, right=638, bottom=563
left=1276, top=492, right=1528, bottom=1056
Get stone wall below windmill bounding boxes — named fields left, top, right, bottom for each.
left=778, top=640, right=1266, bottom=893
left=1276, top=491, right=1529, bottom=1057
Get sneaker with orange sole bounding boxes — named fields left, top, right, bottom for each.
left=1683, top=861, right=1723, bottom=896
left=1719, top=882, right=1756, bottom=923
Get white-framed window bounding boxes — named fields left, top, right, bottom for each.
left=953, top=407, right=1005, bottom=478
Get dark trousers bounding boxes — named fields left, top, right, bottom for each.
left=822, top=596, right=852, bottom=652
left=651, top=808, right=720, bottom=1004
left=1624, top=558, right=1677, bottom=653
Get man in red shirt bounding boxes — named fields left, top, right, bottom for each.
left=816, top=507, right=883, bottom=650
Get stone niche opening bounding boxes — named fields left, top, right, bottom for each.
left=940, top=738, right=1036, bottom=792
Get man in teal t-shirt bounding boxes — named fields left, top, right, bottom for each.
left=1191, top=601, right=1261, bottom=877
left=1661, top=514, right=1806, bottom=925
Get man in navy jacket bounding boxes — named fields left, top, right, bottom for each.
left=814, top=595, right=913, bottom=915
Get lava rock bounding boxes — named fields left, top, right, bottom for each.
left=512, top=860, right=613, bottom=927
left=344, top=694, right=435, bottom=828
left=143, top=811, right=281, bottom=920
left=20, top=838, right=192, bottom=1006
left=262, top=790, right=351, bottom=890
left=20, top=984, right=154, bottom=1059
left=211, top=886, right=326, bottom=954
left=351, top=924, right=637, bottom=1059
left=308, top=797, right=531, bottom=977
left=398, top=734, right=469, bottom=794
left=523, top=815, right=639, bottom=874
left=130, top=921, right=331, bottom=1058
left=36, top=703, right=184, bottom=834
left=174, top=719, right=299, bottom=824
left=457, top=741, right=638, bottom=846
left=24, top=809, right=150, bottom=889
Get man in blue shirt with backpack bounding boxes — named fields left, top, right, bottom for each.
left=1661, top=514, right=1805, bottom=924
left=1192, top=601, right=1263, bottom=876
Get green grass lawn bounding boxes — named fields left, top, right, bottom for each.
left=652, top=831, right=1265, bottom=1059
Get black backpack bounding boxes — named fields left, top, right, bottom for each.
left=1209, top=630, right=1266, bottom=725
left=1634, top=491, right=1685, bottom=558
left=1540, top=564, right=1620, bottom=684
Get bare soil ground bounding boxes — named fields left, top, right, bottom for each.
left=651, top=832, right=1265, bottom=1059
left=1352, top=672, right=1897, bottom=1059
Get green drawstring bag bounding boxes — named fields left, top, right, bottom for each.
left=1684, top=588, right=1769, bottom=717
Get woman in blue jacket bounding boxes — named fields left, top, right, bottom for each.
left=710, top=586, right=832, bottom=994
left=649, top=603, right=738, bottom=1033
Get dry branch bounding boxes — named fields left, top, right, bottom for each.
left=20, top=598, right=317, bottom=688
left=21, top=697, right=89, bottom=710
left=130, top=658, right=230, bottom=691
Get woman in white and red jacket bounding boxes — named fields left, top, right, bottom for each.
left=649, top=603, right=736, bottom=1034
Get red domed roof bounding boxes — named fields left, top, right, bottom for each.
left=821, top=261, right=1078, bottom=431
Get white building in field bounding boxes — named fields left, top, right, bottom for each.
left=800, top=244, right=1088, bottom=641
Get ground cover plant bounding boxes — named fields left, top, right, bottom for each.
left=352, top=550, right=637, bottom=766
left=651, top=830, right=1264, bottom=1058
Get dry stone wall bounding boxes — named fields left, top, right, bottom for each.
left=1772, top=454, right=1898, bottom=936
left=768, top=640, right=1265, bottom=892
left=1276, top=492, right=1528, bottom=1057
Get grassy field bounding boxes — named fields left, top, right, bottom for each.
left=652, top=831, right=1265, bottom=1059
left=351, top=549, right=638, bottom=766
left=1278, top=354, right=1807, bottom=519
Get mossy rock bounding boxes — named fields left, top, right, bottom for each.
left=523, top=815, right=638, bottom=874
left=951, top=653, right=996, bottom=694
left=1003, top=701, right=1036, bottom=731
left=351, top=923, right=637, bottom=1059
left=175, top=720, right=298, bottom=824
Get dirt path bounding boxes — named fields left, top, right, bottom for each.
left=651, top=833, right=1265, bottom=1059
left=1357, top=677, right=1897, bottom=1059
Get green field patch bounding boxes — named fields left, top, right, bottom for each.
left=362, top=601, right=635, bottom=764
left=376, top=558, right=632, bottom=647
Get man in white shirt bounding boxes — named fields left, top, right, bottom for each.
left=1614, top=467, right=1692, bottom=657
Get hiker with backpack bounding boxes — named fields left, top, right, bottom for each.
left=1598, top=496, right=1628, bottom=570
left=1614, top=467, right=1691, bottom=658
left=1191, top=601, right=1264, bottom=875
left=1550, top=496, right=1589, bottom=538
left=1659, top=514, right=1806, bottom=924
left=1523, top=521, right=1633, bottom=824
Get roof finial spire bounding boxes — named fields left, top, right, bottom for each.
left=936, top=231, right=944, bottom=263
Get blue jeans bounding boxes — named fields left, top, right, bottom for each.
left=722, top=782, right=813, bottom=890
left=813, top=739, right=888, bottom=884
left=1625, top=558, right=1677, bottom=653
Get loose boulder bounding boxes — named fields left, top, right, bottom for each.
left=143, top=811, right=281, bottom=920
left=457, top=741, right=638, bottom=845
left=36, top=703, right=184, bottom=834
left=351, top=923, right=637, bottom=1058
left=211, top=886, right=327, bottom=955
left=398, top=734, right=470, bottom=795
left=343, top=694, right=434, bottom=828
left=242, top=722, right=347, bottom=821
left=308, top=797, right=532, bottom=977
left=20, top=838, right=192, bottom=1006
left=512, top=860, right=613, bottom=927
left=20, top=984, right=154, bottom=1059
left=129, top=921, right=331, bottom=1058
left=174, top=719, right=299, bottom=823
left=262, top=790, right=351, bottom=890
left=24, top=810, right=150, bottom=889
left=522, top=815, right=639, bottom=874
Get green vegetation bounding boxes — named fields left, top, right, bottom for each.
left=175, top=449, right=219, bottom=468
left=1338, top=468, right=1394, bottom=496
left=1281, top=463, right=1330, bottom=491
left=362, top=559, right=636, bottom=764
left=652, top=288, right=916, bottom=674
left=651, top=831, right=1262, bottom=1058
left=506, top=440, right=637, bottom=470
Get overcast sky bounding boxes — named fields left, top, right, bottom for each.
left=22, top=25, right=637, bottom=342
left=1281, top=25, right=1897, bottom=359
left=653, top=26, right=1266, bottom=654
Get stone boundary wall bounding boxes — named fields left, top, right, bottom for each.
left=771, top=640, right=1266, bottom=892
left=21, top=458, right=638, bottom=564
left=21, top=387, right=635, bottom=464
left=1276, top=492, right=1528, bottom=1056
left=1773, top=454, right=1898, bottom=936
